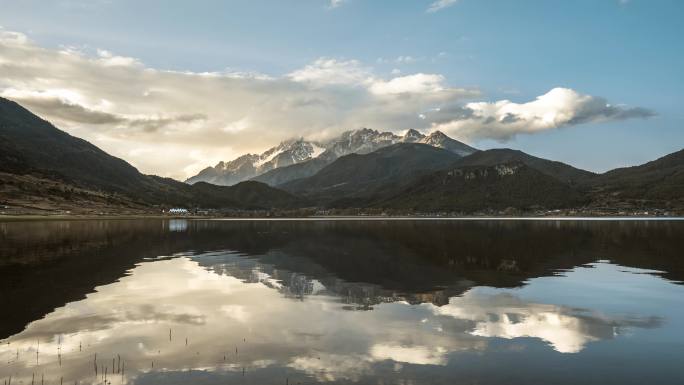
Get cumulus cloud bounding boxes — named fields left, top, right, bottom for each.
left=0, top=29, right=29, bottom=45
left=395, top=55, right=417, bottom=64
left=288, top=59, right=467, bottom=98
left=95, top=49, right=142, bottom=67
left=0, top=28, right=652, bottom=179
left=329, top=0, right=346, bottom=8
left=370, top=73, right=447, bottom=95
left=287, top=58, right=372, bottom=86
left=423, top=87, right=654, bottom=141
left=427, top=0, right=459, bottom=13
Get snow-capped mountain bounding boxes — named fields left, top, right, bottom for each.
left=185, top=139, right=324, bottom=185
left=419, top=131, right=478, bottom=157
left=402, top=128, right=425, bottom=143
left=322, top=128, right=412, bottom=161
left=256, top=139, right=326, bottom=170
left=186, top=128, right=477, bottom=186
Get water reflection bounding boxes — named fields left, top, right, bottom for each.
left=168, top=219, right=188, bottom=232
left=433, top=286, right=662, bottom=353
left=0, top=219, right=683, bottom=384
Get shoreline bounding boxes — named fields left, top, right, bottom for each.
left=209, top=216, right=684, bottom=221
left=0, top=214, right=209, bottom=222
left=2, top=214, right=684, bottom=222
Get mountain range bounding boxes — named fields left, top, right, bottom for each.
left=187, top=128, right=477, bottom=186
left=0, top=96, right=682, bottom=215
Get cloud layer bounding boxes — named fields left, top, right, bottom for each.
left=427, top=0, right=459, bottom=13
left=0, top=29, right=652, bottom=179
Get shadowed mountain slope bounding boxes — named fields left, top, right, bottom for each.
left=280, top=143, right=462, bottom=205
left=587, top=149, right=684, bottom=202
left=453, top=148, right=596, bottom=185
left=0, top=97, right=303, bottom=210
left=373, top=162, right=588, bottom=212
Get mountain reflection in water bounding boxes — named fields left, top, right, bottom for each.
left=0, top=219, right=683, bottom=385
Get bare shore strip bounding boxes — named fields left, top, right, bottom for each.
left=1, top=214, right=683, bottom=222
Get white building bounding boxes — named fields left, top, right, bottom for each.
left=168, top=208, right=189, bottom=214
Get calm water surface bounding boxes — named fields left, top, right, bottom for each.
left=0, top=219, right=683, bottom=384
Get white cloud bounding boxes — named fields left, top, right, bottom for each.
left=370, top=73, right=446, bottom=95
left=287, top=58, right=372, bottom=86
left=58, top=0, right=112, bottom=9
left=288, top=60, right=467, bottom=97
left=395, top=55, right=417, bottom=64
left=427, top=0, right=459, bottom=13
left=221, top=116, right=251, bottom=133
left=424, top=87, right=654, bottom=141
left=329, top=0, right=346, bottom=8
left=0, top=29, right=29, bottom=45
left=96, top=49, right=141, bottom=67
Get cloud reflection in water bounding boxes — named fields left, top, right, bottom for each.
left=0, top=252, right=668, bottom=384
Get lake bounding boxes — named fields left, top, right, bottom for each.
left=1, top=219, right=683, bottom=384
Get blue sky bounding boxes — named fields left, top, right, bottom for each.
left=0, top=0, right=682, bottom=177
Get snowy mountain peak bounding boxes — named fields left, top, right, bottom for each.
left=187, top=128, right=478, bottom=186
left=402, top=129, right=426, bottom=143
left=420, top=130, right=477, bottom=157
left=423, top=130, right=448, bottom=142
left=186, top=139, right=323, bottom=185
left=255, top=138, right=321, bottom=169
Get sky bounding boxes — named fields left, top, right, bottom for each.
left=0, top=0, right=682, bottom=180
